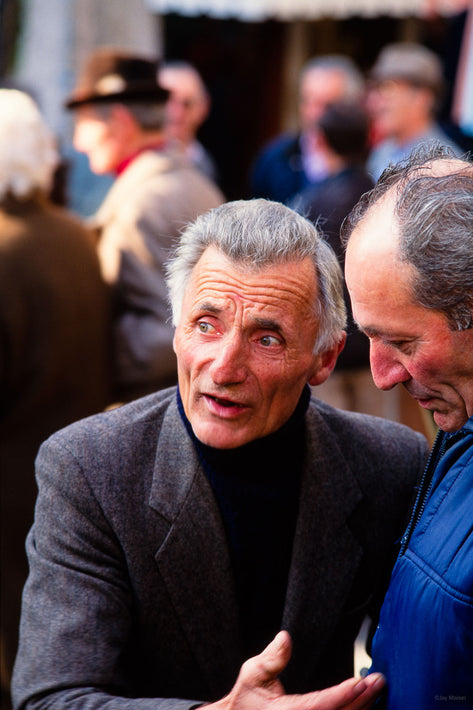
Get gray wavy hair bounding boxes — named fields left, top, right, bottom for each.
left=0, top=89, right=58, bottom=201
left=342, top=143, right=473, bottom=331
left=166, top=199, right=346, bottom=354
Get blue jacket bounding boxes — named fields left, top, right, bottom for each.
left=371, top=417, right=473, bottom=708
left=250, top=133, right=310, bottom=204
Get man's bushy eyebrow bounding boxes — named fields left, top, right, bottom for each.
left=253, top=317, right=283, bottom=332
left=195, top=302, right=283, bottom=333
left=196, top=301, right=221, bottom=315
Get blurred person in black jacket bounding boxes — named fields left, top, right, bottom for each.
left=292, top=101, right=398, bottom=418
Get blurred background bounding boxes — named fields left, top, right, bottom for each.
left=1, top=3, right=472, bottom=702
left=1, top=0, right=473, bottom=211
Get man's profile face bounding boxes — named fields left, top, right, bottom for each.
left=73, top=104, right=123, bottom=174
left=174, top=246, right=322, bottom=449
left=159, top=68, right=209, bottom=146
left=345, top=195, right=473, bottom=433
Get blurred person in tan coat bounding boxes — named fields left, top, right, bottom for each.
left=66, top=48, right=224, bottom=403
left=0, top=89, right=112, bottom=707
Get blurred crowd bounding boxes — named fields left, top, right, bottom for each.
left=0, top=37, right=470, bottom=707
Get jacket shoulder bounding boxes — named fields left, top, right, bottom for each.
left=41, top=387, right=176, bottom=456
left=308, top=396, right=429, bottom=489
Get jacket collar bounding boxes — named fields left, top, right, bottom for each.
left=91, top=148, right=185, bottom=227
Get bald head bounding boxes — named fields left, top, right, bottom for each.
left=344, top=145, right=473, bottom=431
left=344, top=144, right=473, bottom=331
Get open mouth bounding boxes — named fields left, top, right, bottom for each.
left=207, top=394, right=244, bottom=408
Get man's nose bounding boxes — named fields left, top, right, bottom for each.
left=209, top=334, right=248, bottom=386
left=167, top=98, right=186, bottom=120
left=370, top=341, right=409, bottom=391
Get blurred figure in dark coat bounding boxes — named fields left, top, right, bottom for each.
left=292, top=101, right=397, bottom=418
left=250, top=56, right=364, bottom=205
left=0, top=88, right=112, bottom=707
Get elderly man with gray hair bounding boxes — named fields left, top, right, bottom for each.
left=13, top=199, right=427, bottom=710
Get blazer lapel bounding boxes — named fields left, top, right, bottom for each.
left=148, top=400, right=242, bottom=697
left=282, top=405, right=364, bottom=687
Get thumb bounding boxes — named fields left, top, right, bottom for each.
left=258, top=631, right=292, bottom=679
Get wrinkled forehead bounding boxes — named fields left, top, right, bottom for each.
left=187, top=247, right=320, bottom=312
left=346, top=188, right=400, bottom=262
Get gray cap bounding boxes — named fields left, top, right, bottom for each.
left=370, top=42, right=445, bottom=96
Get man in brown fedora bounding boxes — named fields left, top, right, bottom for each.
left=65, top=47, right=224, bottom=403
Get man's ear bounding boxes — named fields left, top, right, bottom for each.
left=308, top=332, right=346, bottom=387
left=110, top=103, right=137, bottom=138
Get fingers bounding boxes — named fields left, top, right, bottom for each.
left=214, top=632, right=384, bottom=710
left=309, top=673, right=385, bottom=710
left=349, top=673, right=385, bottom=710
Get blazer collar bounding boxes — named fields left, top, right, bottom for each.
left=149, top=399, right=242, bottom=697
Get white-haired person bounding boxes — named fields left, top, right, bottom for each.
left=0, top=88, right=112, bottom=704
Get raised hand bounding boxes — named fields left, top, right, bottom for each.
left=208, top=631, right=385, bottom=710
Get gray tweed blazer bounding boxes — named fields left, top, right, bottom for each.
left=12, top=387, right=428, bottom=710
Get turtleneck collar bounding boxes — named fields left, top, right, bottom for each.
left=176, top=384, right=311, bottom=478
left=176, top=384, right=311, bottom=658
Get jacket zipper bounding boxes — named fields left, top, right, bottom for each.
left=399, top=429, right=448, bottom=555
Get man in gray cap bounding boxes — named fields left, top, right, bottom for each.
left=367, top=42, right=461, bottom=180
left=65, top=47, right=224, bottom=403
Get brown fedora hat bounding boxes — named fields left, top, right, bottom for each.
left=65, top=47, right=169, bottom=109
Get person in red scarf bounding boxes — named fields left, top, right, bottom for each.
left=66, top=47, right=224, bottom=403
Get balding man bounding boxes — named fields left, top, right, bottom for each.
left=250, top=55, right=364, bottom=204
left=344, top=144, right=473, bottom=708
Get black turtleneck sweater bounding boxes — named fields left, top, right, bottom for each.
left=177, top=386, right=310, bottom=657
